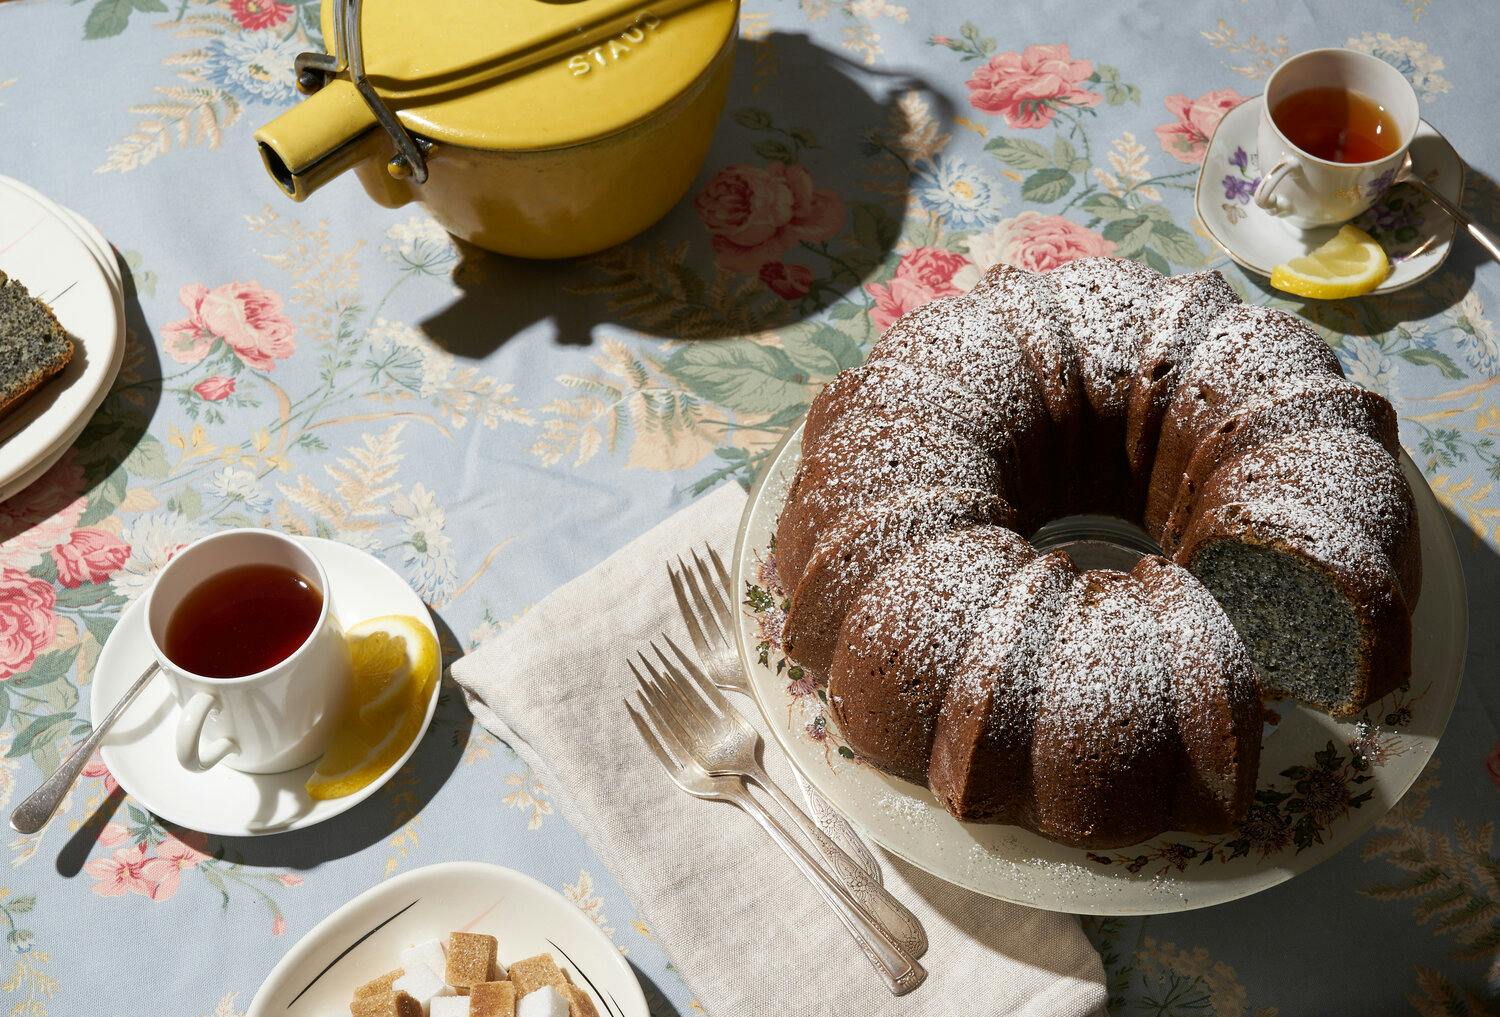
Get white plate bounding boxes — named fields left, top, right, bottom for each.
left=733, top=422, right=1466, bottom=915
left=0, top=177, right=121, bottom=290
left=1194, top=97, right=1463, bottom=292
left=248, top=861, right=648, bottom=1017
left=0, top=179, right=124, bottom=503
left=93, top=537, right=442, bottom=837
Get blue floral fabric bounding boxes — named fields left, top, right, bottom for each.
left=0, top=0, right=1497, bottom=1014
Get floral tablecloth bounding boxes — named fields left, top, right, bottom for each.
left=1, top=0, right=1498, bottom=1013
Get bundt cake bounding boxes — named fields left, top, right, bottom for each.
left=774, top=257, right=1420, bottom=850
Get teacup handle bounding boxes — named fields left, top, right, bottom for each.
left=1253, top=154, right=1299, bottom=215
left=175, top=692, right=238, bottom=772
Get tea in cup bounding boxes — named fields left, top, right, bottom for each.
left=144, top=529, right=352, bottom=774
left=1253, top=47, right=1419, bottom=227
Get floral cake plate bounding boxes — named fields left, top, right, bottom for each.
left=1194, top=96, right=1464, bottom=293
left=732, top=421, right=1466, bottom=915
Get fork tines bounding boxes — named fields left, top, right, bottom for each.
left=667, top=545, right=734, bottom=664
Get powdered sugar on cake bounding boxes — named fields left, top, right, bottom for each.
left=772, top=256, right=1418, bottom=848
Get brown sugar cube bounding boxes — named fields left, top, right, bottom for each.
left=445, top=932, right=498, bottom=993
left=350, top=991, right=422, bottom=1017
left=563, top=984, right=600, bottom=1017
left=469, top=980, right=518, bottom=1017
left=508, top=954, right=568, bottom=997
left=353, top=969, right=404, bottom=1000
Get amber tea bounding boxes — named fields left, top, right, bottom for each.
left=163, top=563, right=323, bottom=678
left=1271, top=86, right=1400, bottom=164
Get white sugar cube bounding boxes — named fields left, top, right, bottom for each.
left=517, top=986, right=569, bottom=1017
left=401, top=938, right=448, bottom=979
left=429, top=999, right=468, bottom=1017
left=392, top=964, right=455, bottom=1016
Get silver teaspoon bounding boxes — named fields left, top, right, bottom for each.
left=10, top=661, right=160, bottom=834
left=1393, top=152, right=1500, bottom=263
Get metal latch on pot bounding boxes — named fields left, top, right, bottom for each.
left=292, top=0, right=431, bottom=184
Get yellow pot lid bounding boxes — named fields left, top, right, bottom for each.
left=318, top=0, right=738, bottom=152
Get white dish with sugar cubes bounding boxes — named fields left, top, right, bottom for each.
left=246, top=862, right=647, bottom=1017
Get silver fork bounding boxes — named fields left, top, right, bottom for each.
left=669, top=548, right=928, bottom=957
left=627, top=673, right=927, bottom=996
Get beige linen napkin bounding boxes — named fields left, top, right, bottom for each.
left=452, top=484, right=1108, bottom=1017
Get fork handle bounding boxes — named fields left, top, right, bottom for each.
left=746, top=767, right=928, bottom=957
left=727, top=783, right=926, bottom=995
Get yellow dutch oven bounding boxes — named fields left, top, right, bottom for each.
left=254, top=0, right=739, bottom=258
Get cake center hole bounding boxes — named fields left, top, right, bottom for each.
left=1029, top=515, right=1163, bottom=572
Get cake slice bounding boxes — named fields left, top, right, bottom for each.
left=0, top=270, right=74, bottom=419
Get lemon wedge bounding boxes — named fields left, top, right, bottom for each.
left=305, top=614, right=439, bottom=801
left=1270, top=225, right=1390, bottom=299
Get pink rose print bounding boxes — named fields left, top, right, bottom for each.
left=193, top=375, right=237, bottom=401
left=229, top=0, right=291, bottom=30
left=865, top=246, right=971, bottom=332
left=98, top=821, right=130, bottom=846
left=759, top=261, right=813, bottom=300
left=986, top=211, right=1116, bottom=273
left=966, top=44, right=1100, bottom=129
left=52, top=529, right=131, bottom=588
left=140, top=833, right=210, bottom=901
left=85, top=843, right=158, bottom=898
left=0, top=452, right=86, bottom=572
left=163, top=281, right=295, bottom=371
left=695, top=163, right=845, bottom=273
left=273, top=914, right=287, bottom=936
left=86, top=832, right=209, bottom=901
left=0, top=567, right=57, bottom=680
left=1155, top=89, right=1246, bottom=165
left=162, top=284, right=216, bottom=365
left=1487, top=739, right=1500, bottom=791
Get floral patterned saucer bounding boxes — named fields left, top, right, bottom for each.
left=1194, top=96, right=1464, bottom=293
left=93, top=537, right=441, bottom=838
left=732, top=422, right=1466, bottom=915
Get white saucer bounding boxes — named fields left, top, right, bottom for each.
left=249, top=862, right=648, bottom=1017
left=0, top=178, right=125, bottom=504
left=1195, top=96, right=1464, bottom=292
left=92, top=537, right=442, bottom=838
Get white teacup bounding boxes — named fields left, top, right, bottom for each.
left=144, top=529, right=352, bottom=774
left=1253, top=47, right=1419, bottom=228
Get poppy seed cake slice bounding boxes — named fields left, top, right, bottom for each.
left=0, top=269, right=74, bottom=418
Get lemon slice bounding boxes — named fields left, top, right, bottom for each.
left=306, top=614, right=439, bottom=801
left=1270, top=225, right=1390, bottom=299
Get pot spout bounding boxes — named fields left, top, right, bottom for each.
left=254, top=79, right=385, bottom=202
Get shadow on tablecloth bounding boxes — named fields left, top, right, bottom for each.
left=416, top=32, right=951, bottom=357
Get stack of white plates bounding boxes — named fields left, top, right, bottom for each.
left=0, top=176, right=125, bottom=504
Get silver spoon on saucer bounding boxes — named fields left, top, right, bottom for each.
left=1393, top=152, right=1500, bottom=263
left=9, top=661, right=160, bottom=834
